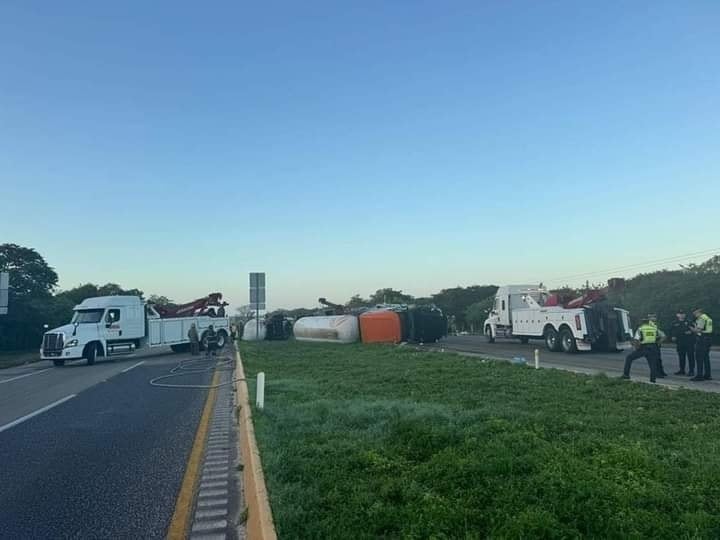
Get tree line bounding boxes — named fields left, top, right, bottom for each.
left=2, top=242, right=718, bottom=352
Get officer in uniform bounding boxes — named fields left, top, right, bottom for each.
left=691, top=308, right=713, bottom=381
left=622, top=318, right=660, bottom=383
left=648, top=315, right=667, bottom=377
left=671, top=310, right=695, bottom=376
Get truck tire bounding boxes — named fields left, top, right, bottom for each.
left=53, top=359, right=65, bottom=367
left=216, top=331, right=227, bottom=349
left=544, top=328, right=561, bottom=352
left=85, top=343, right=98, bottom=366
left=485, top=326, right=495, bottom=343
left=559, top=328, right=578, bottom=353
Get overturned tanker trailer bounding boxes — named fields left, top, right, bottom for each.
left=293, top=315, right=360, bottom=344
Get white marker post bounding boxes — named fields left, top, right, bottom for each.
left=534, top=349, right=540, bottom=370
left=256, top=372, right=265, bottom=410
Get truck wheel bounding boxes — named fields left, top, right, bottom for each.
left=216, top=331, right=227, bottom=349
left=544, top=328, right=561, bottom=352
left=485, top=326, right=495, bottom=343
left=53, top=359, right=65, bottom=367
left=85, top=343, right=97, bottom=366
left=559, top=328, right=578, bottom=353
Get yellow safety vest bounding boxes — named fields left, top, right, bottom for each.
left=699, top=313, right=713, bottom=334
left=639, top=324, right=657, bottom=345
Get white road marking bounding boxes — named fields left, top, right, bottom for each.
left=0, top=368, right=52, bottom=385
left=121, top=360, right=145, bottom=373
left=0, top=394, right=76, bottom=433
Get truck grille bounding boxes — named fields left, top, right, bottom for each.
left=43, top=333, right=64, bottom=353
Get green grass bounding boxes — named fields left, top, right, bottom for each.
left=240, top=341, right=720, bottom=539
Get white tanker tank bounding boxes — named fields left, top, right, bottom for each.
left=242, top=318, right=267, bottom=341
left=293, top=315, right=359, bottom=344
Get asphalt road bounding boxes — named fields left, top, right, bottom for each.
left=431, top=335, right=720, bottom=393
left=0, top=349, right=213, bottom=539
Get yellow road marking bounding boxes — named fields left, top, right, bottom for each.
left=167, top=370, right=220, bottom=540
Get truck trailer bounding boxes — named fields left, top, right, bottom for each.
left=41, top=295, right=230, bottom=366
left=483, top=285, right=632, bottom=353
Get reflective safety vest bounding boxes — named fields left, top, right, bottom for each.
left=698, top=313, right=713, bottom=334
left=638, top=324, right=658, bottom=345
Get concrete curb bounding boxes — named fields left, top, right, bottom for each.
left=234, top=348, right=277, bottom=540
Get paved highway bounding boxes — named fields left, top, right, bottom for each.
left=0, top=349, right=239, bottom=539
left=431, top=335, right=720, bottom=393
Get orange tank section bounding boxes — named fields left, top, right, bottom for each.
left=359, top=310, right=402, bottom=344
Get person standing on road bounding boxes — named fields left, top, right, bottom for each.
left=691, top=308, right=713, bottom=381
left=188, top=323, right=200, bottom=356
left=671, top=310, right=696, bottom=376
left=205, top=324, right=218, bottom=357
left=648, top=315, right=668, bottom=378
left=623, top=318, right=660, bottom=383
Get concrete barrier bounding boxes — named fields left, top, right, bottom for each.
left=234, top=348, right=277, bottom=540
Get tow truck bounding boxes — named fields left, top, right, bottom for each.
left=483, top=285, right=632, bottom=353
left=41, top=293, right=230, bottom=366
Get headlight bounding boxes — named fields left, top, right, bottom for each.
left=64, top=339, right=78, bottom=348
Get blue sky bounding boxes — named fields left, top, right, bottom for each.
left=1, top=1, right=719, bottom=310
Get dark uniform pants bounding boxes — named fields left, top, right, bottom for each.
left=655, top=344, right=666, bottom=375
left=677, top=340, right=695, bottom=373
left=191, top=341, right=200, bottom=356
left=696, top=336, right=712, bottom=379
left=624, top=345, right=659, bottom=382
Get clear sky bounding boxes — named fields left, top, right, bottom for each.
left=2, top=1, right=719, bottom=310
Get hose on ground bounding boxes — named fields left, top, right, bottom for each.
left=149, top=351, right=247, bottom=389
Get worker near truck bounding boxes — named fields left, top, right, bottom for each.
left=648, top=315, right=668, bottom=378
left=623, top=318, right=660, bottom=383
left=691, top=308, right=713, bottom=381
left=188, top=323, right=200, bottom=356
left=205, top=324, right=218, bottom=357
left=671, top=310, right=696, bottom=376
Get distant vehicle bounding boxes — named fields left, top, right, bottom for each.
left=40, top=295, right=230, bottom=366
left=483, top=285, right=632, bottom=353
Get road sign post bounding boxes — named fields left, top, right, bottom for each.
left=0, top=272, right=9, bottom=315
left=249, top=273, right=266, bottom=339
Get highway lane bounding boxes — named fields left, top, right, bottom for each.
left=431, top=335, right=720, bottom=392
left=0, top=351, right=225, bottom=539
left=0, top=349, right=177, bottom=428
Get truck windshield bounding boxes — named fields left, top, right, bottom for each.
left=71, top=309, right=105, bottom=324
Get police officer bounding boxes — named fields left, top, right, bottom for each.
left=671, top=310, right=695, bottom=376
left=691, top=308, right=713, bottom=381
left=622, top=318, right=660, bottom=383
left=648, top=315, right=667, bottom=377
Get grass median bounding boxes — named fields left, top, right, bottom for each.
left=240, top=341, right=720, bottom=539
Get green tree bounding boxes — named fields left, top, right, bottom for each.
left=369, top=288, right=414, bottom=305
left=345, top=294, right=371, bottom=309
left=465, top=295, right=496, bottom=332
left=432, top=285, right=498, bottom=330
left=147, top=294, right=173, bottom=306
left=0, top=244, right=59, bottom=350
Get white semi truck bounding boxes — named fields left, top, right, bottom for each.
left=40, top=295, right=230, bottom=366
left=483, top=285, right=632, bottom=353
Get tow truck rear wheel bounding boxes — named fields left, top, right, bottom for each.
left=485, top=326, right=495, bottom=343
left=53, top=359, right=65, bottom=367
left=544, top=328, right=561, bottom=352
left=216, top=331, right=227, bottom=349
left=559, top=328, right=578, bottom=353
